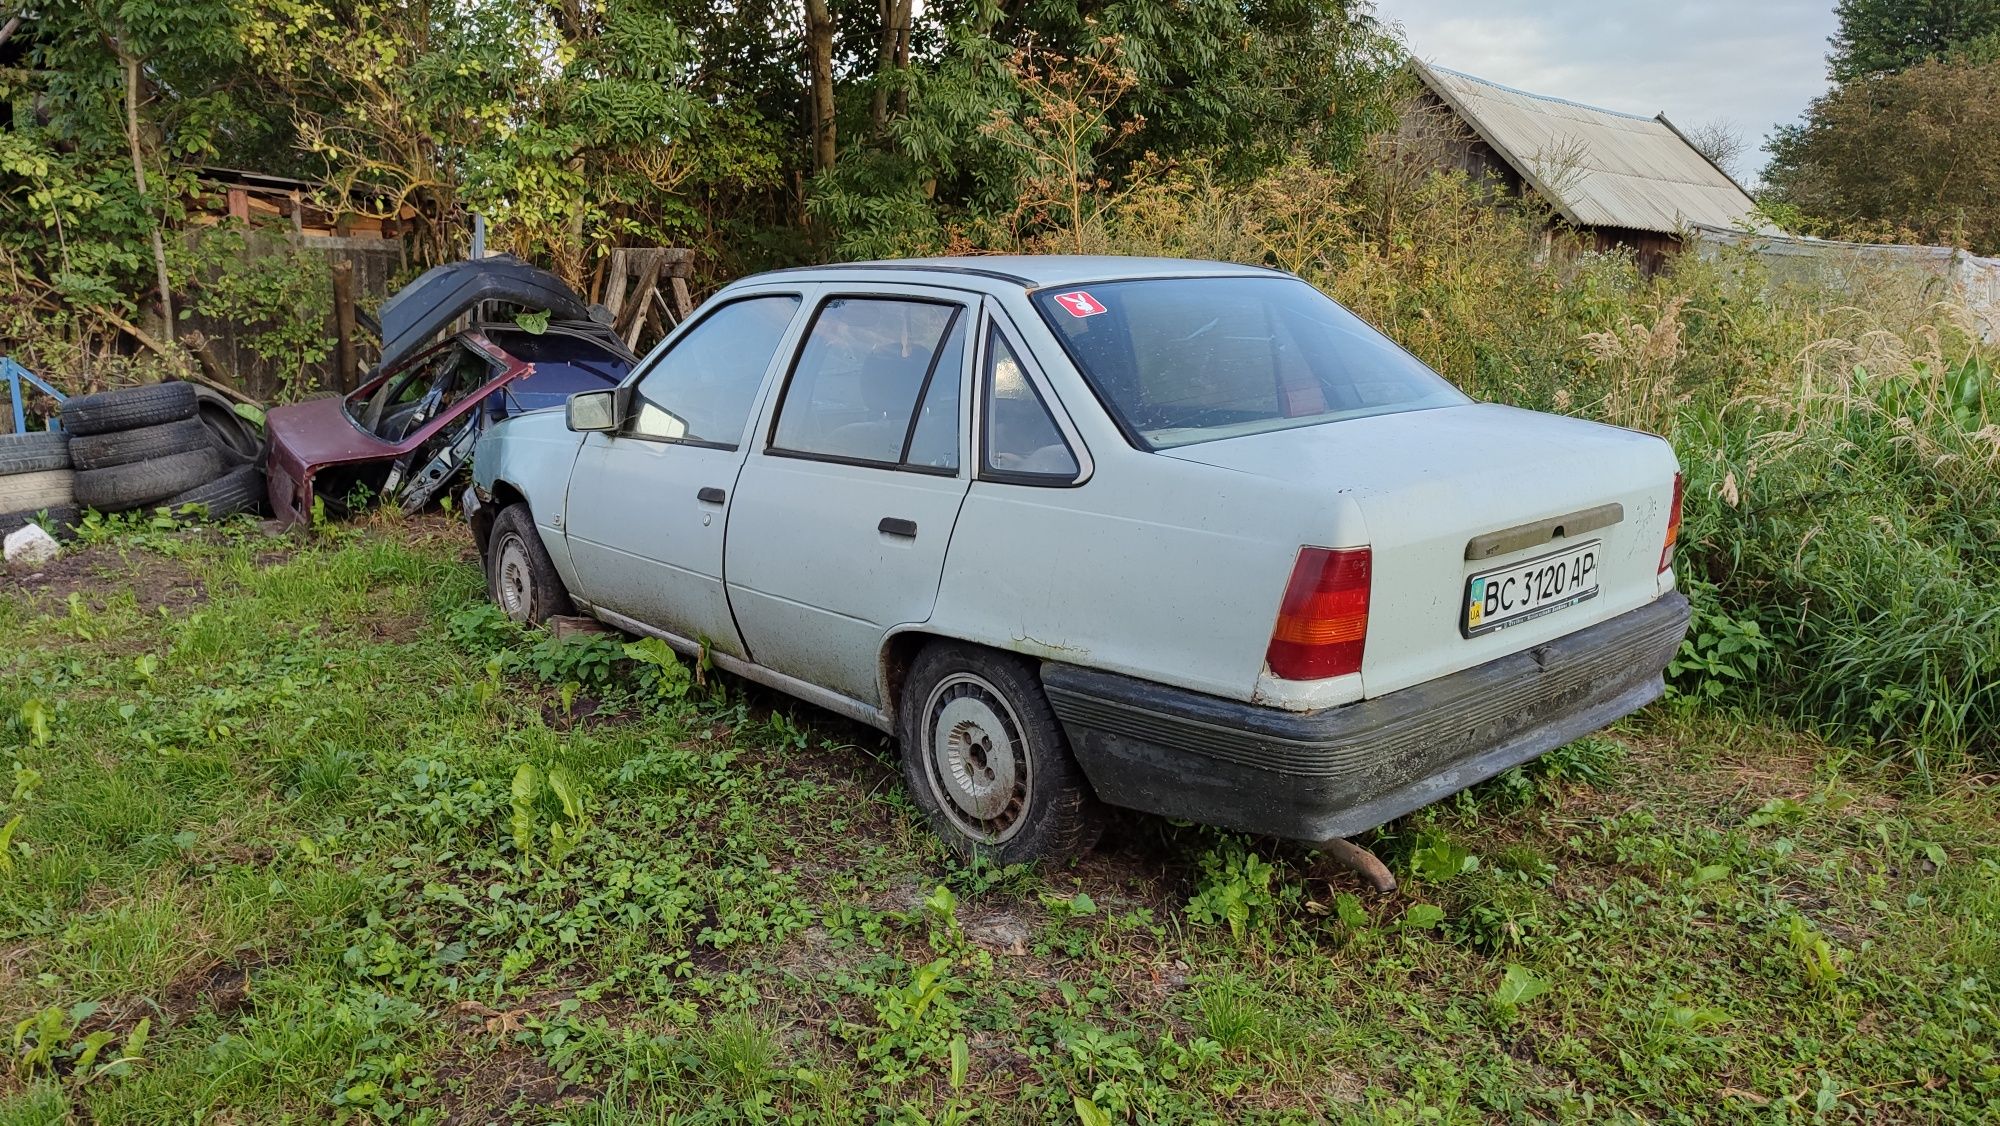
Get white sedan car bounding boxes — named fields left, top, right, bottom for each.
left=468, top=257, right=1690, bottom=864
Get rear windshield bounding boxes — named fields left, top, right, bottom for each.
left=1031, top=276, right=1468, bottom=449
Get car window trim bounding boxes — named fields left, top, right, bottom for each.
left=975, top=320, right=1087, bottom=488
left=615, top=290, right=805, bottom=449
left=761, top=292, right=970, bottom=477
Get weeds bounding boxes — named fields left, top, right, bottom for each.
left=1, top=512, right=1995, bottom=1122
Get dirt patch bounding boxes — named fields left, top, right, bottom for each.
left=70, top=955, right=270, bottom=1053
left=361, top=610, right=430, bottom=645
left=429, top=993, right=619, bottom=1123
left=430, top=1040, right=580, bottom=1125
left=2, top=543, right=207, bottom=615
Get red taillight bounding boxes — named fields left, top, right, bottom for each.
left=1660, top=472, right=1684, bottom=574
left=1266, top=547, right=1371, bottom=681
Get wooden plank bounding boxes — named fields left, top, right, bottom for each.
left=620, top=251, right=666, bottom=348
left=331, top=259, right=358, bottom=393
left=601, top=248, right=630, bottom=323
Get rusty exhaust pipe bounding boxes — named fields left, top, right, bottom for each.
left=1314, top=836, right=1397, bottom=894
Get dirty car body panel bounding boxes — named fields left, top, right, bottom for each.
left=471, top=255, right=1691, bottom=846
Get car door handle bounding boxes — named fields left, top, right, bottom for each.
left=698, top=487, right=726, bottom=504
left=879, top=517, right=918, bottom=538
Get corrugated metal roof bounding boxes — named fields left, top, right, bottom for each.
left=1414, top=62, right=1778, bottom=237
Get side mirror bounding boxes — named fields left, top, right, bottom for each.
left=567, top=388, right=621, bottom=433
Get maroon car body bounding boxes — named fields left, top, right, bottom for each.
left=262, top=256, right=637, bottom=524
left=265, top=333, right=530, bottom=523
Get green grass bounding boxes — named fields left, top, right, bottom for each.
left=0, top=515, right=1994, bottom=1123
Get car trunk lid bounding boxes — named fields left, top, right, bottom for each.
left=1161, top=402, right=1680, bottom=697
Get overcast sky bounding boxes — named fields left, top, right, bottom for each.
left=1372, top=1, right=1840, bottom=180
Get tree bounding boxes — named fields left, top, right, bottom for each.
left=1763, top=58, right=2000, bottom=253
left=1828, top=0, right=2000, bottom=80
left=1683, top=120, right=1747, bottom=183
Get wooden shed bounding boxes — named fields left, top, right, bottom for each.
left=1407, top=62, right=1778, bottom=274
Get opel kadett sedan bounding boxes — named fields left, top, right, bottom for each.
left=467, top=257, right=1691, bottom=864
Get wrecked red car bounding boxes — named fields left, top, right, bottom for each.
left=265, top=256, right=635, bottom=523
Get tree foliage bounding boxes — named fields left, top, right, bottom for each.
left=0, top=0, right=1405, bottom=334
left=1764, top=58, right=2000, bottom=253
left=1827, top=0, right=2000, bottom=81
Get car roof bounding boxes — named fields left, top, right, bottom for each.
left=757, top=255, right=1284, bottom=290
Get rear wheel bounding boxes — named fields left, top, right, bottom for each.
left=487, top=503, right=574, bottom=625
left=898, top=642, right=1101, bottom=865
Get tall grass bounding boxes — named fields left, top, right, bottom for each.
left=994, top=160, right=2000, bottom=764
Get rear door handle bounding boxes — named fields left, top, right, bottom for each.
left=698, top=487, right=726, bottom=504
left=879, top=517, right=918, bottom=538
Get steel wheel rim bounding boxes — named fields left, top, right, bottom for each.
left=496, top=533, right=533, bottom=621
left=921, top=671, right=1033, bottom=844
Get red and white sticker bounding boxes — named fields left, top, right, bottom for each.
left=1051, top=290, right=1107, bottom=318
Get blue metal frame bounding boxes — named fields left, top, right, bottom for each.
left=1, top=356, right=66, bottom=434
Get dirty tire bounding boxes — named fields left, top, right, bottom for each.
left=192, top=387, right=265, bottom=466
left=59, top=382, right=198, bottom=436
left=161, top=463, right=265, bottom=520
left=898, top=642, right=1102, bottom=865
left=68, top=417, right=211, bottom=471
left=74, top=448, right=222, bottom=512
left=488, top=503, right=574, bottom=626
left=1, top=504, right=79, bottom=540
left=0, top=468, right=75, bottom=512
left=0, top=430, right=72, bottom=474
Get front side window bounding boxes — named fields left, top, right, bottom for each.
left=1032, top=276, right=1468, bottom=449
left=771, top=297, right=965, bottom=470
left=981, top=329, right=1079, bottom=482
left=627, top=294, right=801, bottom=445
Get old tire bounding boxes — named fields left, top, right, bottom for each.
left=161, top=463, right=265, bottom=520
left=0, top=468, right=75, bottom=512
left=59, top=382, right=198, bottom=436
left=0, top=431, right=71, bottom=474
left=1, top=504, right=78, bottom=540
left=487, top=503, right=574, bottom=625
left=898, top=642, right=1101, bottom=865
left=192, top=387, right=264, bottom=467
left=68, top=418, right=210, bottom=471
left=74, top=448, right=222, bottom=512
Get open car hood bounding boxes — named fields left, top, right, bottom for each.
left=377, top=255, right=591, bottom=372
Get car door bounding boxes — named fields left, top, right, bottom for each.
left=563, top=289, right=807, bottom=657
left=723, top=286, right=977, bottom=705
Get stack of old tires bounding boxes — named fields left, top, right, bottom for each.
left=0, top=427, right=79, bottom=536
left=62, top=382, right=265, bottom=521
left=0, top=382, right=265, bottom=540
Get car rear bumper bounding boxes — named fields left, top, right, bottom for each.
left=1040, top=590, right=1691, bottom=842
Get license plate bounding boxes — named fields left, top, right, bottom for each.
left=1463, top=540, right=1600, bottom=637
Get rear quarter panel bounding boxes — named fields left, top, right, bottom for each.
left=932, top=455, right=1357, bottom=703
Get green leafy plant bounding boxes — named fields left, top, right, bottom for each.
left=1185, top=844, right=1289, bottom=943
left=1669, top=578, right=1774, bottom=701
left=1408, top=832, right=1481, bottom=883
left=509, top=762, right=591, bottom=862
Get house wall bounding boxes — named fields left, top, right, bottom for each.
left=1588, top=227, right=1682, bottom=278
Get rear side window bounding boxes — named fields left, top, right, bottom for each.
left=627, top=294, right=801, bottom=446
left=771, top=297, right=965, bottom=470
left=981, top=328, right=1078, bottom=483
left=1032, top=276, right=1468, bottom=449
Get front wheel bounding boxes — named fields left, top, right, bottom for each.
left=898, top=642, right=1101, bottom=865
left=487, top=503, right=575, bottom=625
